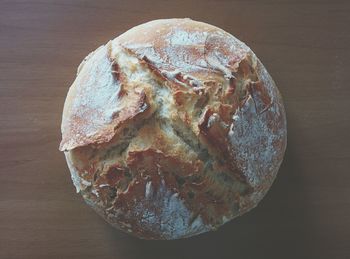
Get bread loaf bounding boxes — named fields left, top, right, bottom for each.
left=59, top=18, right=287, bottom=240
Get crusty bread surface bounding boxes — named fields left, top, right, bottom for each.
left=60, top=18, right=287, bottom=240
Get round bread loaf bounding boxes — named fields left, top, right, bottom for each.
left=59, top=18, right=287, bottom=240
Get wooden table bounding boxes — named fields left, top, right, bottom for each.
left=1, top=1, right=349, bottom=258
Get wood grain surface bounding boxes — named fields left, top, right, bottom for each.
left=1, top=0, right=349, bottom=258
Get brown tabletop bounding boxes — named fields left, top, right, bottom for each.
left=1, top=0, right=349, bottom=258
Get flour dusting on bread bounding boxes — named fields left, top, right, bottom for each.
left=60, top=18, right=287, bottom=240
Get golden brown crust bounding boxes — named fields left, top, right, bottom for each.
left=60, top=18, right=287, bottom=240
left=59, top=44, right=155, bottom=152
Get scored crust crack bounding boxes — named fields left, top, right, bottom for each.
left=59, top=18, right=287, bottom=240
